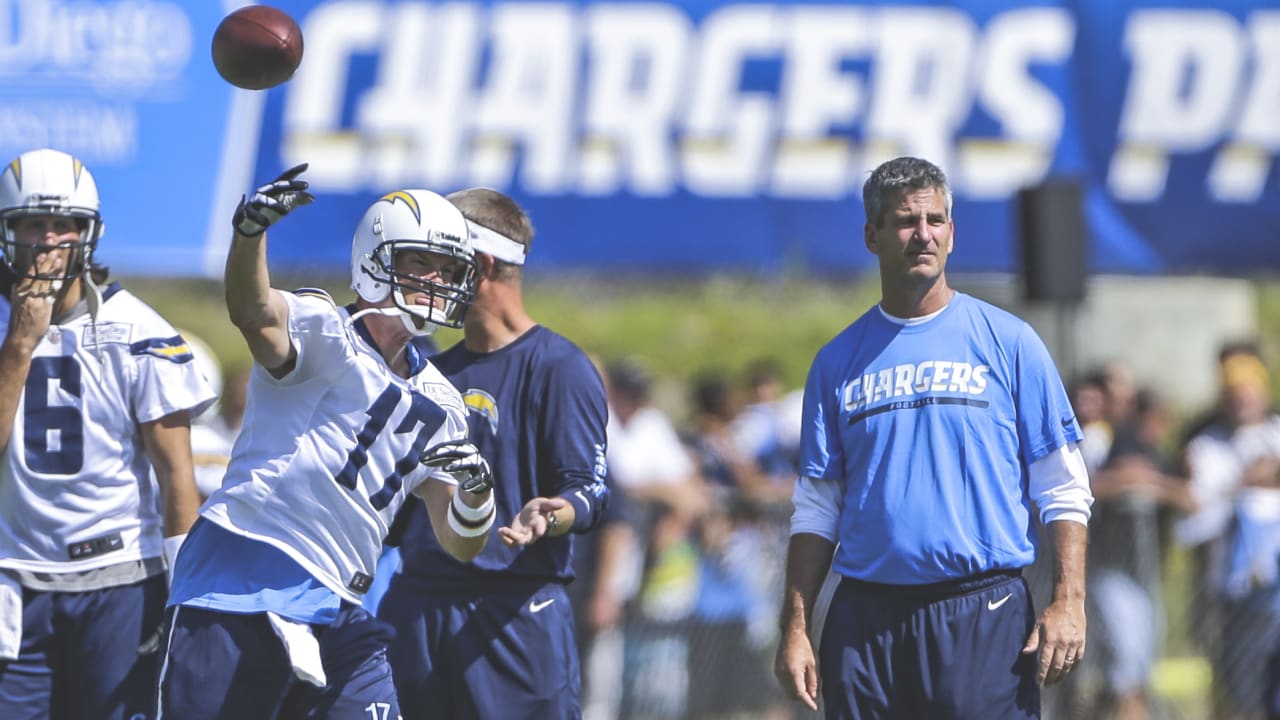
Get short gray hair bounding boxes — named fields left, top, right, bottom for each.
left=861, top=157, right=953, bottom=228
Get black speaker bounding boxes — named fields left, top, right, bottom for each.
left=1018, top=180, right=1087, bottom=304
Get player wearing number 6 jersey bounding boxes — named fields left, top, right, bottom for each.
left=0, top=148, right=215, bottom=720
left=157, top=166, right=496, bottom=720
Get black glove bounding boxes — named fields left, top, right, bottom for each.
left=232, top=163, right=315, bottom=237
left=422, top=440, right=493, bottom=494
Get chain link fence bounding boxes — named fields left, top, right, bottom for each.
left=579, top=492, right=1280, bottom=719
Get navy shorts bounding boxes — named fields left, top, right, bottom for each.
left=378, top=576, right=580, bottom=720
left=157, top=603, right=399, bottom=720
left=0, top=575, right=166, bottom=720
left=819, top=569, right=1040, bottom=720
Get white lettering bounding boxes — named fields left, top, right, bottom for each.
left=770, top=8, right=869, bottom=197
left=872, top=367, right=894, bottom=403
left=970, top=365, right=989, bottom=394
left=1209, top=12, right=1280, bottom=202
left=1235, top=13, right=1280, bottom=150
left=1110, top=10, right=1245, bottom=201
left=0, top=0, right=192, bottom=94
left=961, top=8, right=1073, bottom=198
left=285, top=1, right=385, bottom=187
left=361, top=3, right=480, bottom=188
left=580, top=5, right=689, bottom=195
left=930, top=361, right=954, bottom=392
left=470, top=4, right=578, bottom=191
left=893, top=364, right=915, bottom=397
left=914, top=361, right=935, bottom=392
left=865, top=8, right=977, bottom=173
left=0, top=101, right=135, bottom=161
left=280, top=4, right=1280, bottom=205
left=845, top=361, right=991, bottom=412
left=843, top=380, right=859, bottom=411
left=683, top=4, right=779, bottom=196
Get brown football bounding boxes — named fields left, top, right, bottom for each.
left=211, top=5, right=303, bottom=91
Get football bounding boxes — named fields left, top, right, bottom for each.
left=211, top=5, right=304, bottom=91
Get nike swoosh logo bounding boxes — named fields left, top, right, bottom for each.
left=987, top=593, right=1013, bottom=611
left=530, top=598, right=555, bottom=613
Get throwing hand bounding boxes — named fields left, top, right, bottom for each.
left=232, top=163, right=314, bottom=237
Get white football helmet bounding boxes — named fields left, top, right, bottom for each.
left=0, top=148, right=103, bottom=283
left=350, top=189, right=476, bottom=335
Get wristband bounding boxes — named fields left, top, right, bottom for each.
left=451, top=490, right=494, bottom=522
left=448, top=493, right=495, bottom=538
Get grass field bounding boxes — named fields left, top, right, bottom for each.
left=122, top=271, right=883, bottom=418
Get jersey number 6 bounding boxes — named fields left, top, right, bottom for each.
left=25, top=356, right=84, bottom=475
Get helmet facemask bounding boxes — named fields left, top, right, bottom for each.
left=362, top=238, right=477, bottom=336
left=350, top=189, right=478, bottom=337
left=0, top=149, right=103, bottom=289
left=0, top=210, right=99, bottom=286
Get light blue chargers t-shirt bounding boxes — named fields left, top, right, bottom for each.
left=799, top=292, right=1082, bottom=584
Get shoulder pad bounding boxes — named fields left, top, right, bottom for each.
left=292, top=287, right=336, bottom=306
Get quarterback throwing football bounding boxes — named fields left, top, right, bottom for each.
left=157, top=166, right=497, bottom=719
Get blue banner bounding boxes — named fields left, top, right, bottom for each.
left=2, top=0, right=1276, bottom=277
left=0, top=1, right=251, bottom=276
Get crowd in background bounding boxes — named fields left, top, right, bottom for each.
left=186, top=336, right=1280, bottom=720
left=1031, top=343, right=1280, bottom=720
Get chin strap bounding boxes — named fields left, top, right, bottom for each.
left=391, top=287, right=439, bottom=337
left=47, top=273, right=103, bottom=364
left=345, top=305, right=437, bottom=338
left=344, top=306, right=399, bottom=326
left=398, top=309, right=437, bottom=337
left=83, top=272, right=106, bottom=363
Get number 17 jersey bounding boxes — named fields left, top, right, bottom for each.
left=198, top=291, right=469, bottom=605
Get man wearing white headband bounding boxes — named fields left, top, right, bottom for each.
left=379, top=188, right=611, bottom=720
left=467, top=222, right=528, bottom=267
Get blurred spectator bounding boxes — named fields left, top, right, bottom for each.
left=1103, top=359, right=1141, bottom=432
left=687, top=493, right=789, bottom=720
left=571, top=488, right=635, bottom=720
left=1074, top=371, right=1115, bottom=473
left=1178, top=342, right=1280, bottom=719
left=731, top=357, right=803, bottom=484
left=684, top=371, right=791, bottom=718
left=688, top=369, right=788, bottom=503
left=604, top=357, right=708, bottom=719
left=1087, top=387, right=1192, bottom=720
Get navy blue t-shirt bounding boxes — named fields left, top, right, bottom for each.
left=396, top=326, right=609, bottom=591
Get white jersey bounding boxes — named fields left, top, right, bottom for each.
left=200, top=290, right=467, bottom=604
left=0, top=284, right=216, bottom=573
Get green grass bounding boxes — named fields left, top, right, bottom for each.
left=129, top=271, right=1258, bottom=718
left=121, top=272, right=882, bottom=418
